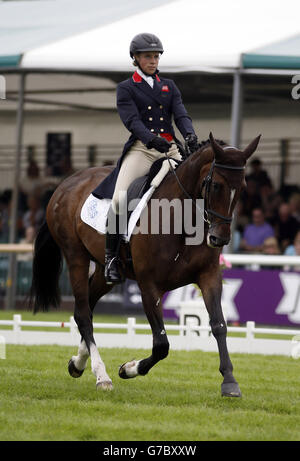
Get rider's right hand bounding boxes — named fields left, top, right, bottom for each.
left=147, top=136, right=171, bottom=153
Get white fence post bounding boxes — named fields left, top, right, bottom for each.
left=70, top=316, right=78, bottom=343
left=246, top=321, right=255, bottom=352
left=127, top=317, right=136, bottom=337
left=13, top=314, right=21, bottom=344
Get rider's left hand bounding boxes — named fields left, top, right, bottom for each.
left=185, top=133, right=198, bottom=153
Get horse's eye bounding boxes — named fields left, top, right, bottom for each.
left=212, top=182, right=221, bottom=192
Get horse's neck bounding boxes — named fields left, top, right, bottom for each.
left=174, top=148, right=214, bottom=195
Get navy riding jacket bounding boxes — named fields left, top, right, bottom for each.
left=93, top=71, right=195, bottom=199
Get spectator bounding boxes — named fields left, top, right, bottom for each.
left=284, top=230, right=300, bottom=256
left=262, top=236, right=281, bottom=255
left=274, top=202, right=299, bottom=252
left=259, top=182, right=282, bottom=223
left=289, top=193, right=300, bottom=224
left=57, top=155, right=75, bottom=179
left=22, top=193, right=45, bottom=236
left=246, top=158, right=272, bottom=190
left=239, top=178, right=262, bottom=219
left=20, top=159, right=42, bottom=197
left=17, top=225, right=35, bottom=262
left=0, top=191, right=11, bottom=243
left=240, top=207, right=275, bottom=253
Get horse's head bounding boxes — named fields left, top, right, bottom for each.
left=200, top=132, right=261, bottom=248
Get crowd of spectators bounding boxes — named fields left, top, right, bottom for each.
left=0, top=157, right=65, bottom=245
left=0, top=156, right=299, bottom=259
left=233, top=158, right=300, bottom=257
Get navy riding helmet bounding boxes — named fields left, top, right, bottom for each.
left=129, top=33, right=164, bottom=58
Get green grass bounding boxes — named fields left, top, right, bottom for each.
left=0, top=343, right=300, bottom=441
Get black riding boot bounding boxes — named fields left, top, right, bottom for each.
left=104, top=208, right=122, bottom=284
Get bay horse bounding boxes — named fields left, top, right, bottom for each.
left=29, top=133, right=260, bottom=396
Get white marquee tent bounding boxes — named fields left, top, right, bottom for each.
left=2, top=0, right=300, bottom=307
left=18, top=0, right=300, bottom=73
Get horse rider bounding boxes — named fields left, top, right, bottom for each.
left=92, top=32, right=199, bottom=284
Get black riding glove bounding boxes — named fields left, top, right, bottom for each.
left=185, top=133, right=198, bottom=153
left=147, top=136, right=171, bottom=153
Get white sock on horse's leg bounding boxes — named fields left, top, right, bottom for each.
left=89, top=343, right=113, bottom=389
left=72, top=339, right=89, bottom=371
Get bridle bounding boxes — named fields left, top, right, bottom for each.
left=165, top=146, right=245, bottom=227
left=201, top=159, right=245, bottom=226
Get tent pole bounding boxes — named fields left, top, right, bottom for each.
left=230, top=68, right=243, bottom=148
left=228, top=68, right=244, bottom=254
left=6, top=72, right=26, bottom=310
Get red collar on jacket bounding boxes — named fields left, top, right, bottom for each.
left=132, top=71, right=161, bottom=83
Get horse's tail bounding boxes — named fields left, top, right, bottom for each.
left=29, top=221, right=63, bottom=313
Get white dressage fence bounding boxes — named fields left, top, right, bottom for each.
left=0, top=314, right=300, bottom=357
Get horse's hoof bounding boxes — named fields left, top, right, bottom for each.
left=221, top=382, right=242, bottom=397
left=68, top=359, right=85, bottom=378
left=96, top=380, right=113, bottom=391
left=118, top=360, right=140, bottom=379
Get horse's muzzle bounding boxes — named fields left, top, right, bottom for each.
left=207, top=233, right=230, bottom=248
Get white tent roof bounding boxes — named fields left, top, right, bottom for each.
left=21, top=0, right=300, bottom=73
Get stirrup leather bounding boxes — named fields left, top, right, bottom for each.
left=104, top=254, right=122, bottom=284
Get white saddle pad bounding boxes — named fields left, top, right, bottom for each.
left=80, top=186, right=155, bottom=242
left=80, top=158, right=178, bottom=242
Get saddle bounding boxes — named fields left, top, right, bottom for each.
left=126, top=157, right=180, bottom=219
left=81, top=157, right=181, bottom=243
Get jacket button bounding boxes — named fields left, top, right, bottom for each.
left=149, top=117, right=153, bottom=121
left=160, top=128, right=164, bottom=132
left=148, top=106, right=152, bottom=110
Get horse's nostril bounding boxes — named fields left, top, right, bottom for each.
left=209, top=234, right=229, bottom=248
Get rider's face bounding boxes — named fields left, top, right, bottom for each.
left=135, top=52, right=160, bottom=74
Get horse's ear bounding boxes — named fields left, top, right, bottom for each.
left=209, top=132, right=224, bottom=159
left=243, top=135, right=261, bottom=160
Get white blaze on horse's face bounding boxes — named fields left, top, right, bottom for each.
left=229, top=189, right=236, bottom=213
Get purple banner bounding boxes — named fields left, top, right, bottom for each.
left=162, top=269, right=300, bottom=327
left=223, top=269, right=300, bottom=326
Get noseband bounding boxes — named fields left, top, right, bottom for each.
left=201, top=160, right=245, bottom=226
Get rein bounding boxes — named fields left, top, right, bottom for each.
left=165, top=143, right=245, bottom=227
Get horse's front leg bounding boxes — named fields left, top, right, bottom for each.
left=198, top=270, right=242, bottom=397
left=119, top=285, right=169, bottom=379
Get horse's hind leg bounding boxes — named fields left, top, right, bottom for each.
left=66, top=252, right=112, bottom=390
left=69, top=262, right=112, bottom=378
left=119, top=283, right=169, bottom=379
left=198, top=270, right=241, bottom=397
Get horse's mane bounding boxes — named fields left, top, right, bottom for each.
left=197, top=138, right=227, bottom=151
left=177, top=138, right=227, bottom=167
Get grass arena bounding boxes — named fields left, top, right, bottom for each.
left=0, top=311, right=300, bottom=441
left=2, top=0, right=300, bottom=445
